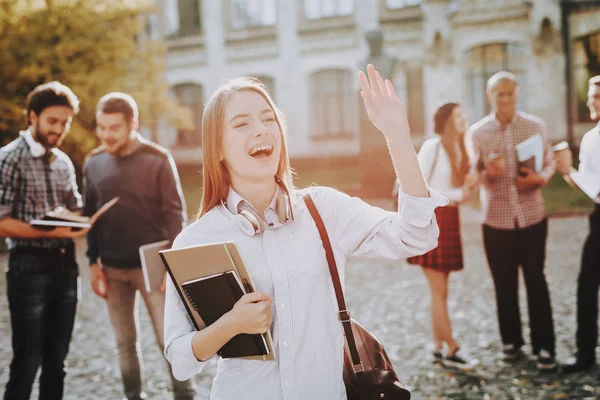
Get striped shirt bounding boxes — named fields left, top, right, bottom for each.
left=470, top=112, right=555, bottom=230
left=0, top=130, right=82, bottom=249
left=578, top=123, right=600, bottom=204
left=164, top=185, right=447, bottom=400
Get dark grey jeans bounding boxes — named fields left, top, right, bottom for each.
left=4, top=243, right=79, bottom=400
left=103, top=265, right=196, bottom=400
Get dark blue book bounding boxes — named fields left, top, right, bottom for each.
left=181, top=271, right=269, bottom=358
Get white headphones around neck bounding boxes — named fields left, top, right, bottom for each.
left=224, top=177, right=294, bottom=237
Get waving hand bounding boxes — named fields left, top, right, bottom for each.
left=358, top=64, right=410, bottom=140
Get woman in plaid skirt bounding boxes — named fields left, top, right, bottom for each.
left=407, top=102, right=479, bottom=370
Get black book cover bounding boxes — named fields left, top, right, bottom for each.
left=181, top=271, right=269, bottom=358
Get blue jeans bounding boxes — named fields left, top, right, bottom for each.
left=4, top=244, right=79, bottom=400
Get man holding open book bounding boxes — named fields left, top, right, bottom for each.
left=556, top=75, right=600, bottom=373
left=470, top=71, right=557, bottom=371
left=0, top=82, right=89, bottom=399
left=83, top=93, right=195, bottom=400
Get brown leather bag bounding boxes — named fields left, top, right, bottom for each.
left=303, top=193, right=411, bottom=400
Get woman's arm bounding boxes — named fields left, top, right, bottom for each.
left=164, top=256, right=273, bottom=380
left=358, top=65, right=428, bottom=198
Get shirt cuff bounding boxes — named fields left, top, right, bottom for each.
left=398, top=188, right=448, bottom=228
left=167, top=331, right=206, bottom=380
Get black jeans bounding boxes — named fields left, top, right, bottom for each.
left=4, top=243, right=79, bottom=400
left=575, top=204, right=600, bottom=360
left=482, top=219, right=556, bottom=355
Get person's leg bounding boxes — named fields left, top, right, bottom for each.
left=39, top=263, right=79, bottom=400
left=134, top=271, right=196, bottom=399
left=4, top=254, right=50, bottom=400
left=422, top=268, right=457, bottom=353
left=482, top=225, right=524, bottom=351
left=575, top=213, right=600, bottom=361
left=104, top=267, right=144, bottom=400
left=518, top=220, right=555, bottom=359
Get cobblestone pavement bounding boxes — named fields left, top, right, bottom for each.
left=1, top=205, right=599, bottom=399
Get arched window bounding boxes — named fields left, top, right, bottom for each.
left=465, top=43, right=527, bottom=120
left=309, top=69, right=357, bottom=139
left=173, top=83, right=204, bottom=147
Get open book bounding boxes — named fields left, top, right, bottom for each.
left=30, top=197, right=120, bottom=229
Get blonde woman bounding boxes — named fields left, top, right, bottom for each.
left=163, top=65, right=447, bottom=399
left=407, top=102, right=478, bottom=370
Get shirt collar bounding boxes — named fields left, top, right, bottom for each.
left=20, top=128, right=58, bottom=162
left=225, top=185, right=281, bottom=216
left=491, top=111, right=519, bottom=129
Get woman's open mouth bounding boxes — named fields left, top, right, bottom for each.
left=248, top=144, right=274, bottom=159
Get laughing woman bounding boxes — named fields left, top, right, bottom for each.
left=163, top=65, right=447, bottom=400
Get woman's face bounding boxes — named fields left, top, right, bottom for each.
left=451, top=106, right=468, bottom=134
left=221, top=90, right=282, bottom=186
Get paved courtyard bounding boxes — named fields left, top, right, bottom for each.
left=0, top=206, right=599, bottom=399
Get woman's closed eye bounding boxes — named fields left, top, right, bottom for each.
left=234, top=122, right=248, bottom=129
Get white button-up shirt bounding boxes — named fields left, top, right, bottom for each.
left=578, top=123, right=600, bottom=204
left=164, top=185, right=447, bottom=400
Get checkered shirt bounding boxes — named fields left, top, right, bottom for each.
left=0, top=131, right=83, bottom=249
left=470, top=112, right=555, bottom=230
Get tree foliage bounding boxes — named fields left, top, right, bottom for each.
left=0, top=0, right=191, bottom=173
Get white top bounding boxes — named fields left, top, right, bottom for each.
left=578, top=123, right=600, bottom=204
left=164, top=185, right=447, bottom=400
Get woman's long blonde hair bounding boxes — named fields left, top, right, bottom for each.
left=197, top=77, right=294, bottom=219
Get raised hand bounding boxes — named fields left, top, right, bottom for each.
left=358, top=64, right=410, bottom=140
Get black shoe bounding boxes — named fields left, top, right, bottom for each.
left=561, top=354, right=596, bottom=374
left=536, top=349, right=558, bottom=372
left=442, top=348, right=479, bottom=372
left=432, top=350, right=444, bottom=364
left=502, top=344, right=524, bottom=361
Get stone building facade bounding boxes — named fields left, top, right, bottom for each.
left=149, top=0, right=600, bottom=163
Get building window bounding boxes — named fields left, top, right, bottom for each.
left=309, top=69, right=357, bottom=139
left=253, top=76, right=276, bottom=100
left=304, top=0, right=353, bottom=19
left=465, top=43, right=527, bottom=121
left=573, top=32, right=600, bottom=123
left=165, top=0, right=202, bottom=37
left=173, top=84, right=203, bottom=147
left=406, top=66, right=425, bottom=135
left=231, top=0, right=276, bottom=30
left=385, top=0, right=420, bottom=8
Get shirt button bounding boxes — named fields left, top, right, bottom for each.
left=280, top=303, right=286, bottom=309
left=283, top=341, right=288, bottom=347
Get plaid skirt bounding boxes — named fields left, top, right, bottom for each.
left=407, top=205, right=464, bottom=272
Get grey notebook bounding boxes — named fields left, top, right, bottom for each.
left=140, top=240, right=171, bottom=293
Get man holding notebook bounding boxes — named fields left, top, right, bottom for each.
left=83, top=93, right=195, bottom=400
left=556, top=75, right=600, bottom=373
left=0, top=82, right=88, bottom=399
left=470, top=71, right=557, bottom=371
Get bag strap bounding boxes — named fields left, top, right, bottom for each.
left=302, top=192, right=364, bottom=374
left=426, top=140, right=441, bottom=183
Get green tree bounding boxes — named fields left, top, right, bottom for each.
left=0, top=0, right=192, bottom=175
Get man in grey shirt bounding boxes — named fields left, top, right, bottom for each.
left=84, top=93, right=195, bottom=400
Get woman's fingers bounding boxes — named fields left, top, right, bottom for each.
left=367, top=64, right=382, bottom=96
left=375, top=69, right=386, bottom=96
left=358, top=71, right=372, bottom=95
left=385, top=79, right=398, bottom=100
left=360, top=91, right=375, bottom=115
